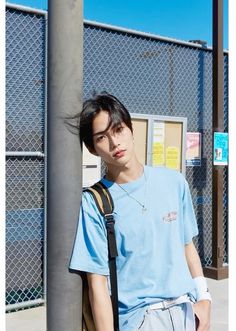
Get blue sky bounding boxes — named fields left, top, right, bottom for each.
left=7, top=0, right=228, bottom=49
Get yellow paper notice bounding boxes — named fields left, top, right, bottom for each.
left=152, top=142, right=164, bottom=166
left=166, top=146, right=180, bottom=171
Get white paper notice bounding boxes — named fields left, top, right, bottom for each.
left=153, top=122, right=165, bottom=143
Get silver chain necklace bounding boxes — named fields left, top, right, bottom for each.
left=116, top=169, right=147, bottom=213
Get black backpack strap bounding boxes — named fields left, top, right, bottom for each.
left=86, top=181, right=114, bottom=215
left=84, top=181, right=119, bottom=331
left=104, top=213, right=119, bottom=331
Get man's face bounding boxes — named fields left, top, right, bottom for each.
left=91, top=110, right=135, bottom=167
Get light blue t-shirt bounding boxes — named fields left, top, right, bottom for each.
left=69, top=166, right=199, bottom=331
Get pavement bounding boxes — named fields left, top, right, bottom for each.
left=6, top=278, right=228, bottom=331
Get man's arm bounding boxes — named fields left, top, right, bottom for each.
left=185, top=240, right=204, bottom=277
left=87, top=273, right=114, bottom=331
left=185, top=241, right=211, bottom=331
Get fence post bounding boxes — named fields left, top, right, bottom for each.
left=47, top=0, right=84, bottom=330
left=203, top=0, right=228, bottom=280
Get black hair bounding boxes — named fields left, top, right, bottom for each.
left=65, top=92, right=133, bottom=152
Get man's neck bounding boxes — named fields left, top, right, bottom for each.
left=105, top=159, right=144, bottom=184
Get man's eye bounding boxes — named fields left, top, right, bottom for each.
left=116, top=126, right=124, bottom=133
left=96, top=135, right=105, bottom=142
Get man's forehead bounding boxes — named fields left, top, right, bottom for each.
left=93, top=121, right=122, bottom=136
left=92, top=113, right=110, bottom=135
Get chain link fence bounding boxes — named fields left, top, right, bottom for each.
left=6, top=6, right=46, bottom=309
left=6, top=6, right=228, bottom=309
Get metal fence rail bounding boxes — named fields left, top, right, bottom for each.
left=6, top=5, right=228, bottom=309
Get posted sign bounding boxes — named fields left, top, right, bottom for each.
left=213, top=132, right=228, bottom=166
left=186, top=132, right=201, bottom=166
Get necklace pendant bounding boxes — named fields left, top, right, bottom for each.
left=142, top=206, right=147, bottom=213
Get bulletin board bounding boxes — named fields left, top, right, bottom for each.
left=153, top=121, right=183, bottom=172
left=132, top=118, right=148, bottom=165
left=131, top=114, right=187, bottom=175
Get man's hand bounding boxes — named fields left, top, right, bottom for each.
left=192, top=300, right=211, bottom=331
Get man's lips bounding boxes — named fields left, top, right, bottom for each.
left=113, top=150, right=126, bottom=158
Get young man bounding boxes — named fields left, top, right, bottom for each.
left=69, top=93, right=211, bottom=331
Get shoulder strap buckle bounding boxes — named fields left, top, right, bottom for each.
left=104, top=213, right=115, bottom=222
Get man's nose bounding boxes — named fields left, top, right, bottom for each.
left=108, top=134, right=120, bottom=149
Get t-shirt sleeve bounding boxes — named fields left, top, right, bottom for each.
left=69, top=192, right=109, bottom=275
left=182, top=177, right=199, bottom=244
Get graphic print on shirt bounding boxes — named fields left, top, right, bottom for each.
left=162, top=211, right=178, bottom=222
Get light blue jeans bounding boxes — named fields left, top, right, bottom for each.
left=136, top=303, right=196, bottom=331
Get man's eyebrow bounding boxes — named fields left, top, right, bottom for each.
left=93, top=130, right=107, bottom=137
left=93, top=122, right=121, bottom=136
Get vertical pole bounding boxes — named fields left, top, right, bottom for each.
left=47, top=1, right=84, bottom=330
left=203, top=0, right=228, bottom=279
